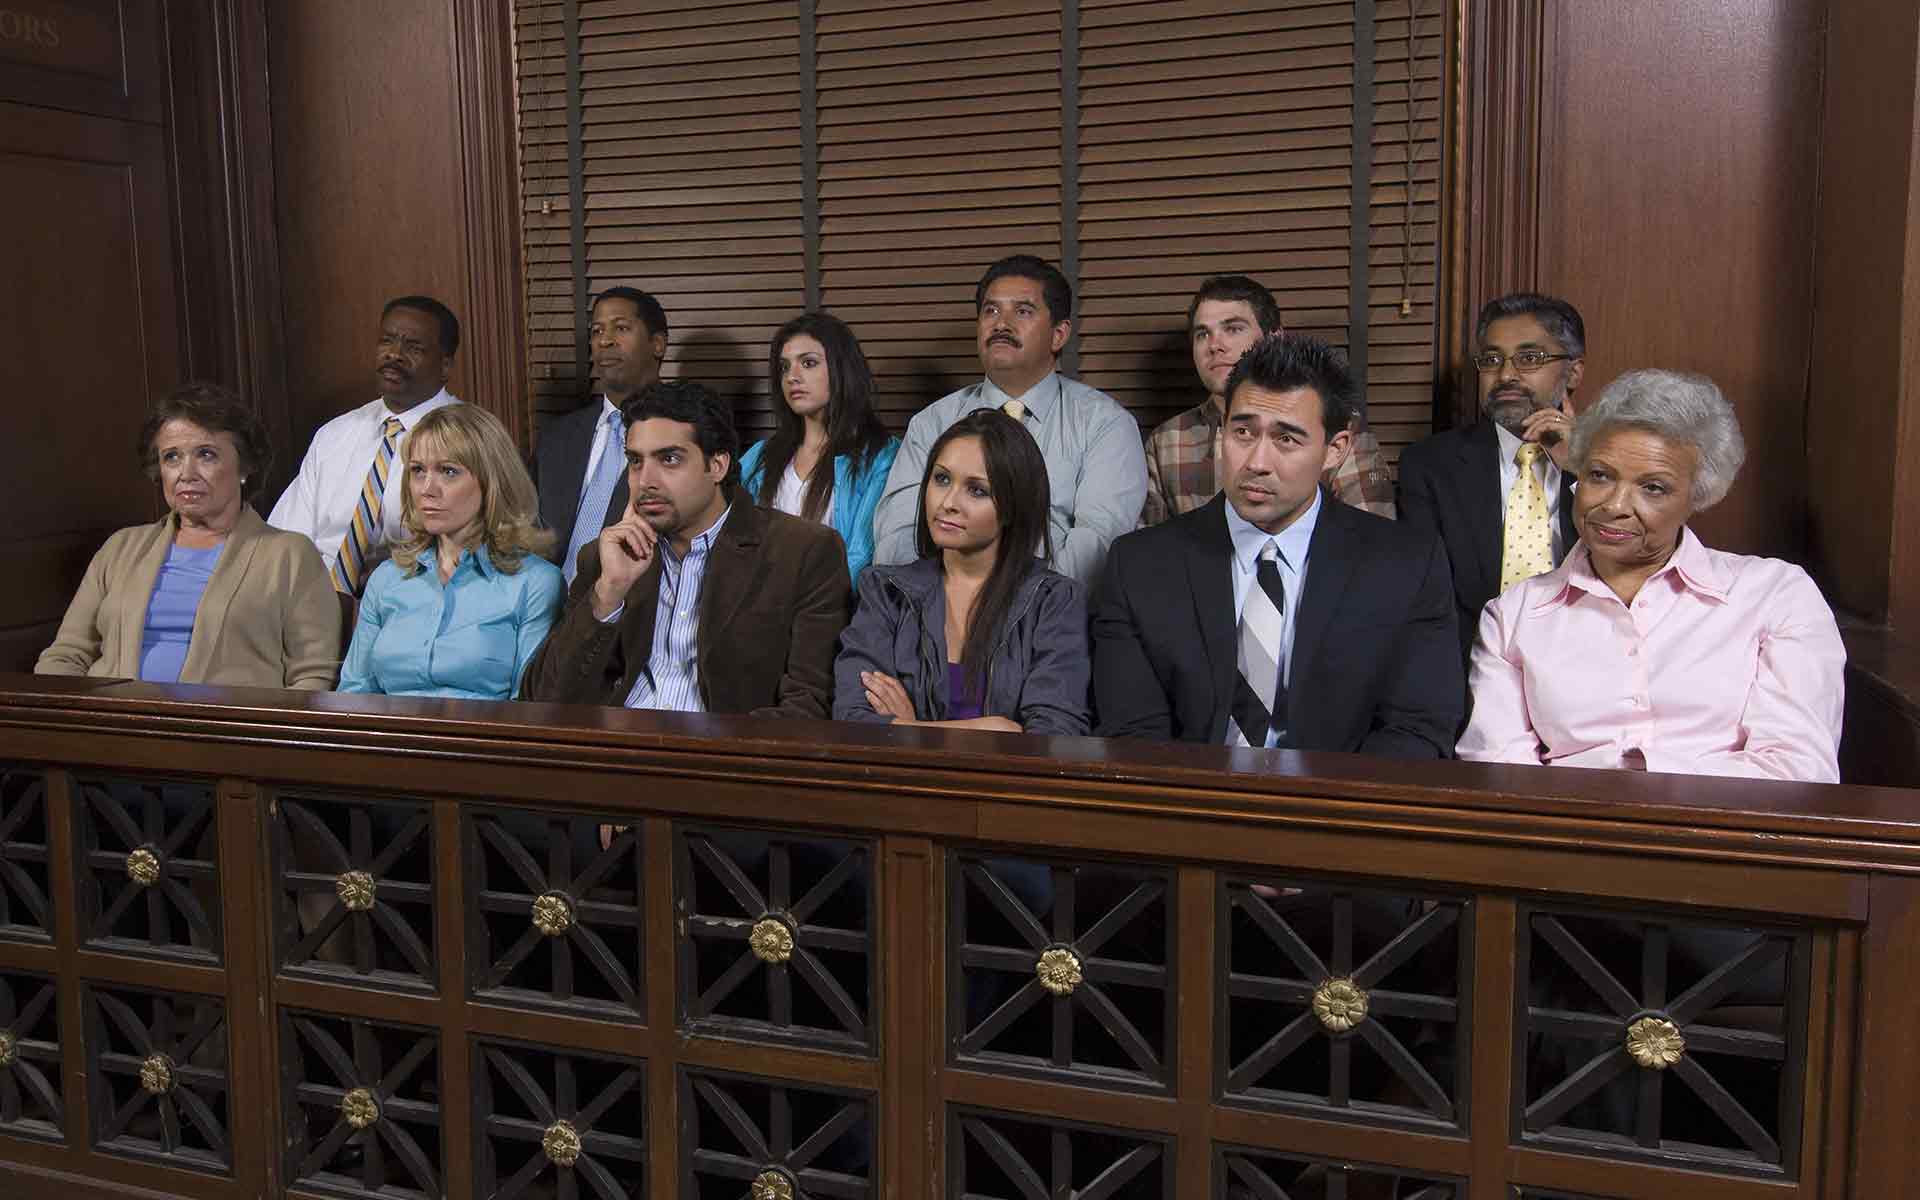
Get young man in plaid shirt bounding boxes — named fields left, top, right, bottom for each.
left=1139, top=275, right=1395, bottom=526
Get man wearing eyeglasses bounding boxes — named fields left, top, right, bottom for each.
left=1397, top=293, right=1587, bottom=666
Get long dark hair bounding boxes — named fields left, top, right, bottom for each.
left=913, top=409, right=1052, bottom=699
left=757, top=312, right=891, bottom=521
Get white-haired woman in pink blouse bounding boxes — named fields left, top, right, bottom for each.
left=1457, top=369, right=1845, bottom=781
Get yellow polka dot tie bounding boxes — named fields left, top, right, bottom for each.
left=1500, top=441, right=1555, bottom=591
left=1001, top=398, right=1026, bottom=422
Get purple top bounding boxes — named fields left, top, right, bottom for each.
left=946, top=662, right=983, bottom=721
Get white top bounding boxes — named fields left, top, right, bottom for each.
left=1495, top=421, right=1567, bottom=562
left=771, top=461, right=808, bottom=517
left=268, top=389, right=462, bottom=576
left=576, top=396, right=625, bottom=509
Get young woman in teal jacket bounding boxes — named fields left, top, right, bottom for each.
left=738, top=311, right=898, bottom=584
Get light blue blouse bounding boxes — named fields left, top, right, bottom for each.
left=138, top=541, right=225, bottom=684
left=738, top=436, right=900, bottom=585
left=338, top=544, right=563, bottom=700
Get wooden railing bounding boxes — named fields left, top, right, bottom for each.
left=0, top=674, right=1913, bottom=1200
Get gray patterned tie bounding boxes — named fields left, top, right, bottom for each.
left=1228, top=541, right=1287, bottom=747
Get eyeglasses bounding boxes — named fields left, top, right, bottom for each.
left=1472, top=349, right=1575, bottom=374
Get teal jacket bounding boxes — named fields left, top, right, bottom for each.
left=738, top=436, right=899, bottom=586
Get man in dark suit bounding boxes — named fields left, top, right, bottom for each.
left=1094, top=334, right=1461, bottom=757
left=533, top=287, right=670, bottom=584
left=522, top=379, right=850, bottom=718
left=1397, top=293, right=1587, bottom=664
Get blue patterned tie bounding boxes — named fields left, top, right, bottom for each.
left=563, top=409, right=625, bottom=585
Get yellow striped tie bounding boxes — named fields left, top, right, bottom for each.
left=331, top=416, right=405, bottom=595
left=1499, top=441, right=1555, bottom=592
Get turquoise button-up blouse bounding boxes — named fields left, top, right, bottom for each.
left=338, top=544, right=564, bottom=700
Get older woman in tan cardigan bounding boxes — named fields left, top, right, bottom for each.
left=36, top=383, right=340, bottom=689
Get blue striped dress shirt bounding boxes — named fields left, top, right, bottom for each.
left=618, top=506, right=731, bottom=712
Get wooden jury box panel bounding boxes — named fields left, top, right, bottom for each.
left=0, top=0, right=180, bottom=669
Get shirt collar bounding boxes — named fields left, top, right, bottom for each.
left=663, top=503, right=732, bottom=566
left=1546, top=526, right=1725, bottom=611
left=384, top=388, right=455, bottom=430
left=981, top=371, right=1063, bottom=421
left=1223, top=487, right=1321, bottom=573
left=424, top=541, right=498, bottom=581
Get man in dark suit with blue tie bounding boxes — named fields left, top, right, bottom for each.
left=533, top=287, right=670, bottom=583
left=1093, top=334, right=1461, bottom=758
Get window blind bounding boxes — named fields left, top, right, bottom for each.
left=512, top=0, right=1446, bottom=463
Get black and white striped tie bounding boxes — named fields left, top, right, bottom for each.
left=1229, top=541, right=1288, bottom=748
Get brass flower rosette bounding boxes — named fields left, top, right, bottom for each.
left=751, top=1168, right=795, bottom=1200
left=1311, top=977, right=1369, bottom=1033
left=543, top=1119, right=582, bottom=1167
left=0, top=1029, right=15, bottom=1067
left=139, top=1052, right=175, bottom=1095
left=532, top=891, right=574, bottom=937
left=336, top=870, right=377, bottom=912
left=1625, top=1015, right=1686, bottom=1070
left=125, top=846, right=161, bottom=887
left=341, top=1086, right=381, bottom=1129
left=749, top=915, right=796, bottom=965
left=1035, top=946, right=1082, bottom=997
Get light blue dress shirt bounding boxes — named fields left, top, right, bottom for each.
left=1222, top=488, right=1320, bottom=747
left=339, top=543, right=564, bottom=699
left=616, top=506, right=732, bottom=712
left=870, top=372, right=1149, bottom=587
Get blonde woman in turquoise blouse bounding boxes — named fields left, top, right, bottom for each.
left=339, top=405, right=563, bottom=699
left=738, top=311, right=899, bottom=584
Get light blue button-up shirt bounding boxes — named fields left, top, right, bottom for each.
left=339, top=544, right=564, bottom=699
left=1222, top=488, right=1320, bottom=747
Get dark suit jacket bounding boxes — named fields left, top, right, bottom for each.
left=521, top=495, right=851, bottom=717
left=1396, top=421, right=1577, bottom=664
left=532, top=398, right=630, bottom=565
left=1092, top=492, right=1462, bottom=758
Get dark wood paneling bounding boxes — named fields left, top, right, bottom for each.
left=1534, top=0, right=1825, bottom=560
left=1805, top=0, right=1918, bottom=623
left=0, top=0, right=164, bottom=124
left=0, top=101, right=179, bottom=669
left=266, top=0, right=469, bottom=480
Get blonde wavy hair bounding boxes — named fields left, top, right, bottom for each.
left=390, top=405, right=555, bottom=575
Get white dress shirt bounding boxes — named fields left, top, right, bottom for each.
left=1494, top=421, right=1567, bottom=562
left=1223, top=489, right=1319, bottom=746
left=268, top=389, right=461, bottom=576
left=575, top=396, right=625, bottom=510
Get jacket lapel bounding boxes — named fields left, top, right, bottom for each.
left=1184, top=496, right=1238, bottom=737
left=1556, top=472, right=1579, bottom=559
left=697, top=499, right=767, bottom=678
left=1463, top=422, right=1503, bottom=602
left=1285, top=492, right=1356, bottom=734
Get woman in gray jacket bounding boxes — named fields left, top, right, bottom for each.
left=834, top=409, right=1089, bottom=734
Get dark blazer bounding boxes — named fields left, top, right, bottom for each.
left=1092, top=492, right=1462, bottom=758
left=532, top=398, right=629, bottom=565
left=1396, top=421, right=1577, bottom=663
left=520, top=495, right=851, bottom=717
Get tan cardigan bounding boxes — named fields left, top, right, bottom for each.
left=36, top=507, right=342, bottom=690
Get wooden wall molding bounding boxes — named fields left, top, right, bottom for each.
left=1456, top=0, right=1545, bottom=427
left=449, top=0, right=529, bottom=445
